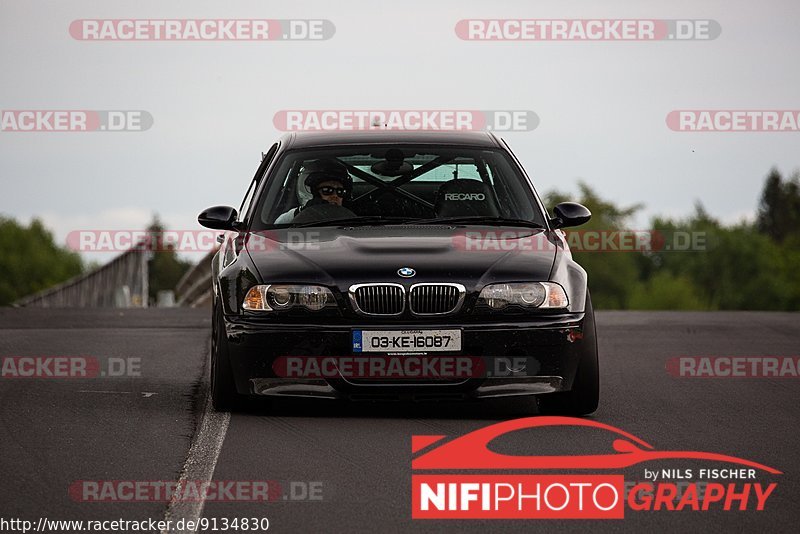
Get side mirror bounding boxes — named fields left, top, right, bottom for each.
left=198, top=206, right=239, bottom=230
left=551, top=202, right=591, bottom=229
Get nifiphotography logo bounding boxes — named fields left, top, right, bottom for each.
left=411, top=417, right=780, bottom=519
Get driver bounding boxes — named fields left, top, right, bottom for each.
left=274, top=159, right=354, bottom=224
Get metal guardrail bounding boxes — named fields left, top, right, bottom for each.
left=13, top=248, right=150, bottom=308
left=175, top=249, right=217, bottom=308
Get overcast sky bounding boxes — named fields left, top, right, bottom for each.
left=2, top=0, right=799, bottom=261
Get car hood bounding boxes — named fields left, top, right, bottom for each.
left=245, top=226, right=557, bottom=292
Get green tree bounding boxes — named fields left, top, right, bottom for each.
left=146, top=216, right=192, bottom=303
left=648, top=206, right=800, bottom=310
left=544, top=179, right=800, bottom=311
left=0, top=216, right=84, bottom=305
left=756, top=168, right=800, bottom=242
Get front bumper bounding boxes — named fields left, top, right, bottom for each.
left=224, top=314, right=589, bottom=401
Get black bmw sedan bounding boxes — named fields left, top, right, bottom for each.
left=198, top=131, right=598, bottom=415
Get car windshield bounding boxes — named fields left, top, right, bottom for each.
left=251, top=145, right=546, bottom=230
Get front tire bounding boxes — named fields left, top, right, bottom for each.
left=211, top=304, right=242, bottom=412
left=537, top=291, right=599, bottom=416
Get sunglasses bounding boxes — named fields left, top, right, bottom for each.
left=316, top=186, right=348, bottom=197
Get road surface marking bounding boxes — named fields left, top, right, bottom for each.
left=77, top=390, right=157, bottom=397
left=161, top=393, right=230, bottom=534
left=77, top=390, right=131, bottom=394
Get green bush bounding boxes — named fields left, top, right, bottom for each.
left=627, top=273, right=707, bottom=310
left=0, top=216, right=83, bottom=305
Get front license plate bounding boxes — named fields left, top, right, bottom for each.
left=353, top=330, right=462, bottom=353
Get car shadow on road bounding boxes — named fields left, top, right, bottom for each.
left=232, top=395, right=554, bottom=421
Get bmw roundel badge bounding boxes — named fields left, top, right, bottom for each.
left=397, top=267, right=416, bottom=278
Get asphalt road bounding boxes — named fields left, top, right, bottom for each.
left=0, top=309, right=797, bottom=533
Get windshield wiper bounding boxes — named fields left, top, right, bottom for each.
left=289, top=216, right=416, bottom=228
left=410, top=216, right=545, bottom=229
left=287, top=215, right=545, bottom=229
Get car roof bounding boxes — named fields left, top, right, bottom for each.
left=278, top=130, right=503, bottom=150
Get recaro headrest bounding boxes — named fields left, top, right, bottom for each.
left=434, top=179, right=500, bottom=217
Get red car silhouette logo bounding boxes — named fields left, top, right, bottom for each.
left=412, top=416, right=781, bottom=473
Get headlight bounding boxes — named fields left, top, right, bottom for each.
left=243, top=284, right=336, bottom=312
left=477, top=282, right=568, bottom=310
